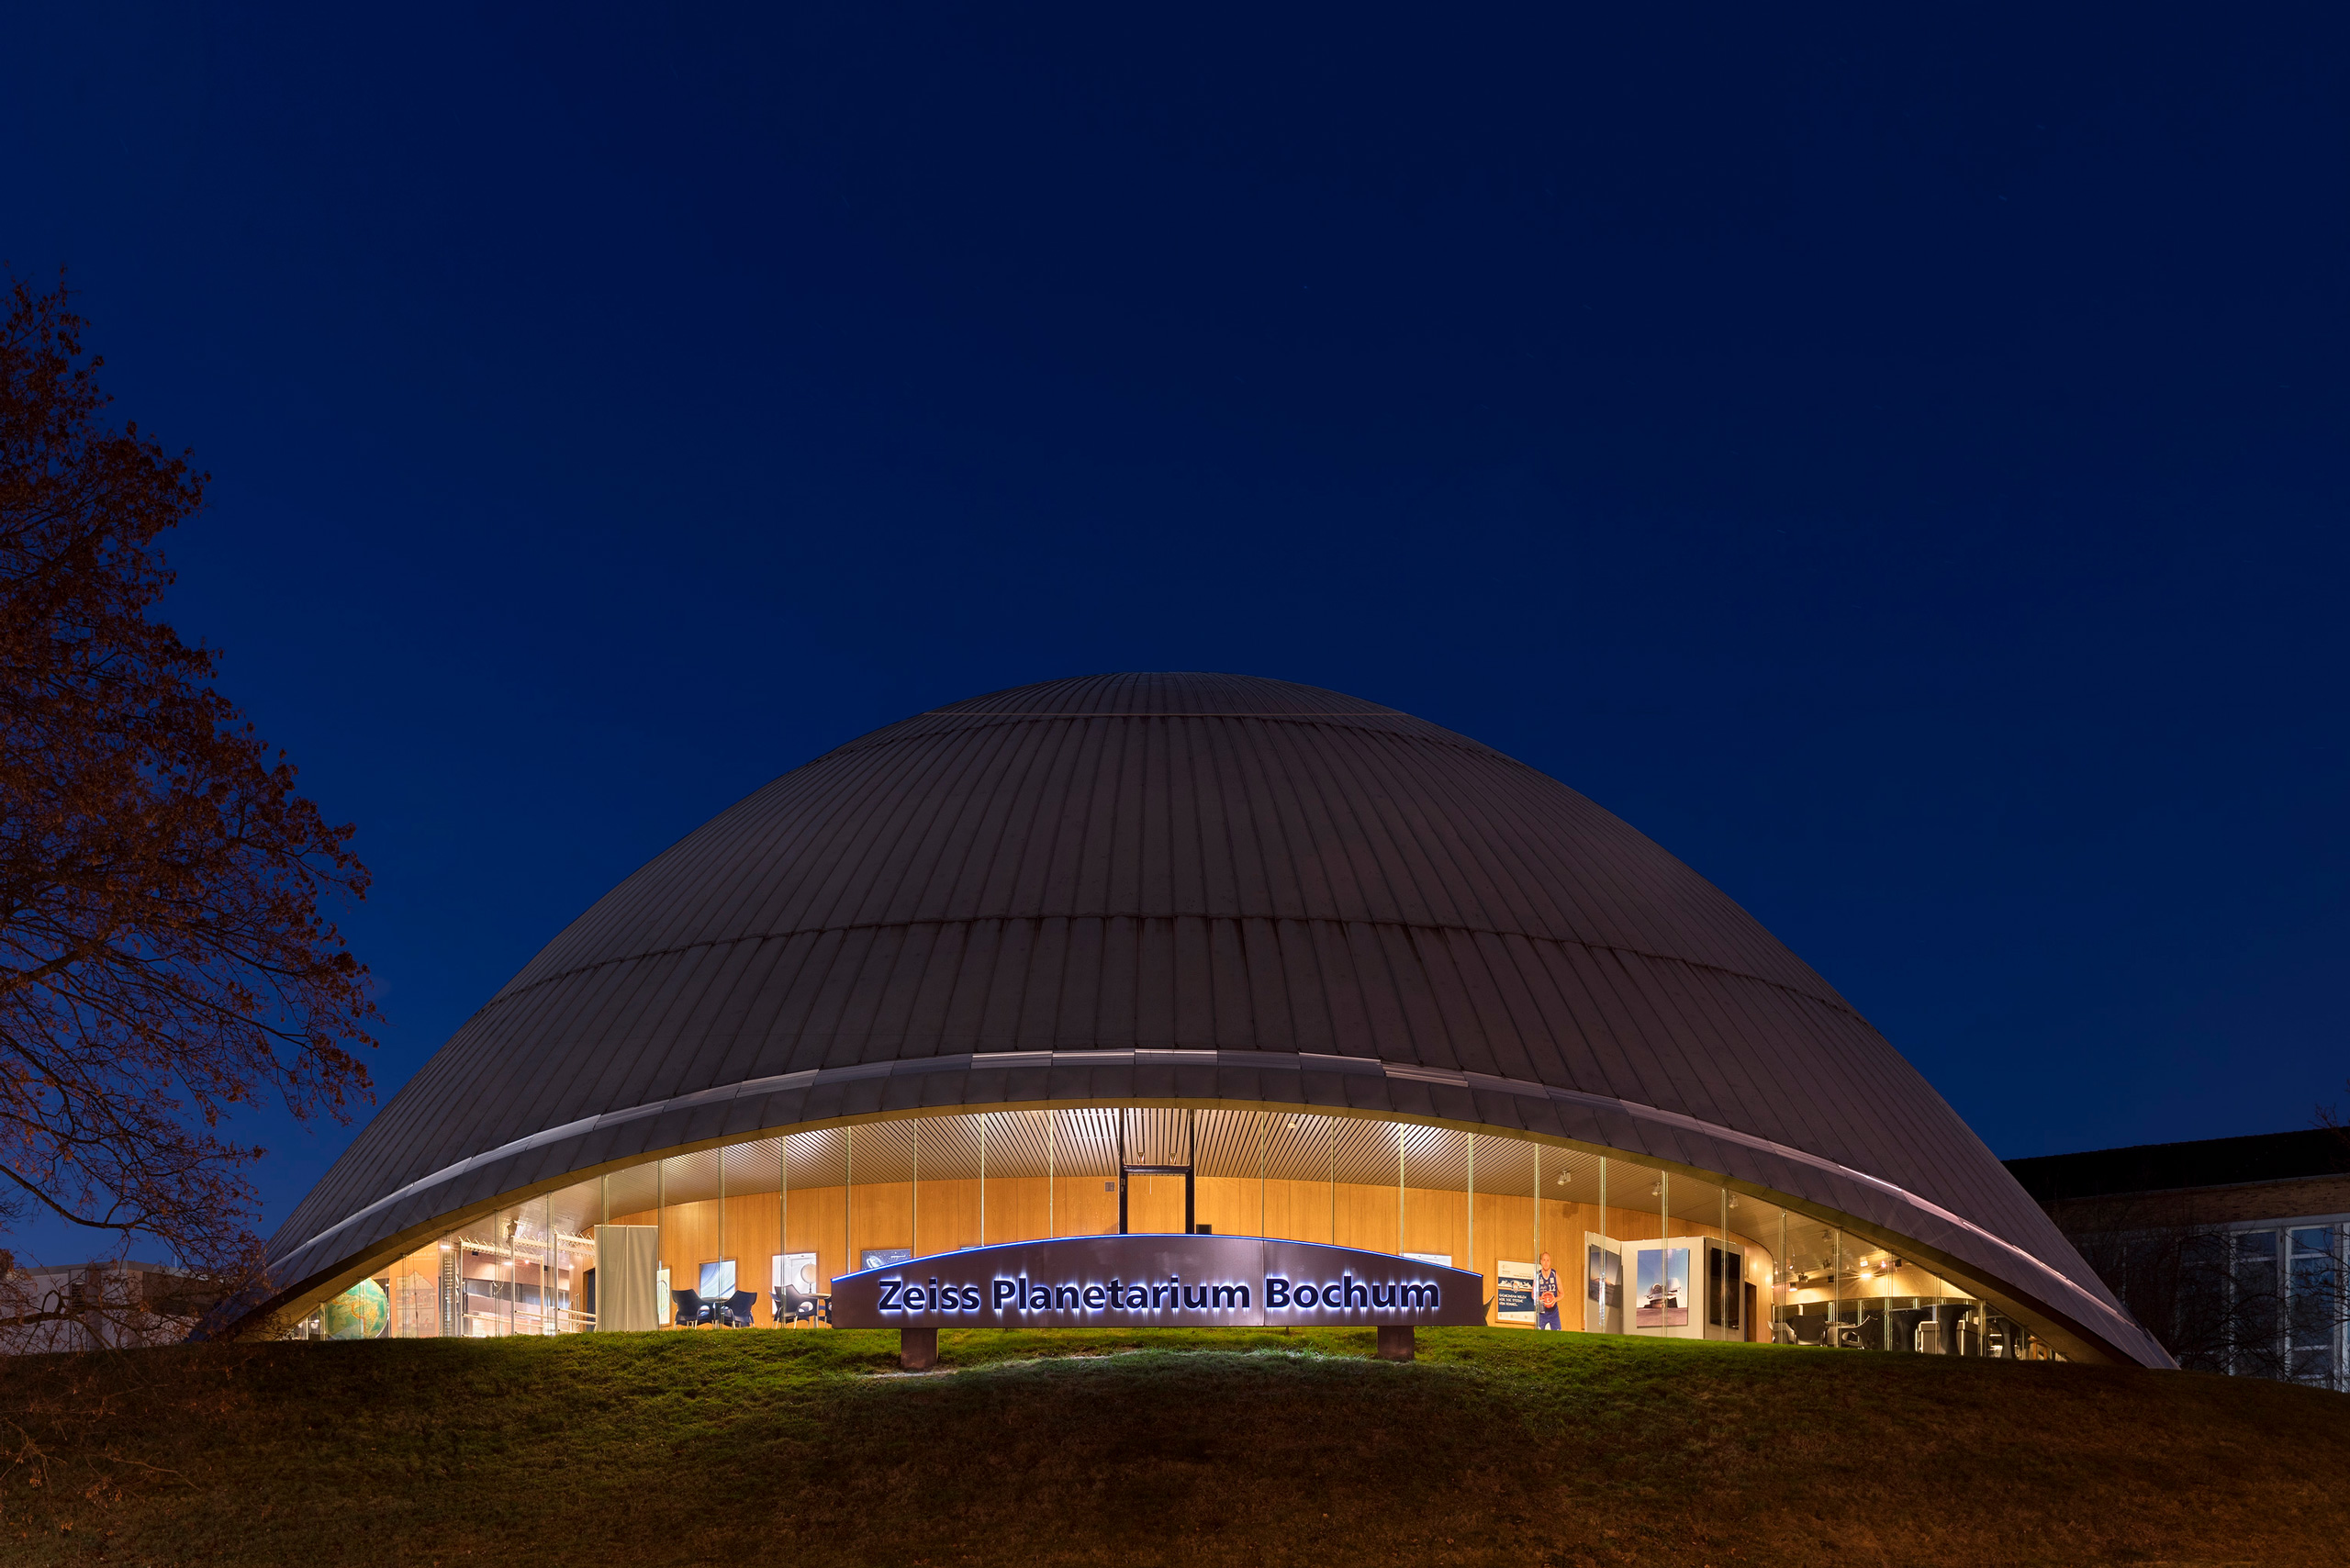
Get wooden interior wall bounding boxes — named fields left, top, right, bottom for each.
left=1193, top=1174, right=1258, bottom=1237
left=979, top=1175, right=1050, bottom=1246
left=1126, top=1171, right=1189, bottom=1233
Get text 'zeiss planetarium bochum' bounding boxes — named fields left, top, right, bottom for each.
left=245, top=673, right=2168, bottom=1369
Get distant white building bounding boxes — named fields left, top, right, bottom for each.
left=0, top=1260, right=215, bottom=1354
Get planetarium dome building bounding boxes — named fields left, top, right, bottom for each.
left=252, top=673, right=2167, bottom=1367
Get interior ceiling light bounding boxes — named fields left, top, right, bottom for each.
left=1555, top=1172, right=1570, bottom=1186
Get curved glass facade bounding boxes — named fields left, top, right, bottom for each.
left=304, top=1107, right=2062, bottom=1360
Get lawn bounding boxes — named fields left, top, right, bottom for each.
left=4, top=1326, right=2344, bottom=1565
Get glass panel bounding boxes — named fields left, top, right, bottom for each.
left=2234, top=1230, right=2282, bottom=1378
left=1473, top=1134, right=1535, bottom=1328
left=1193, top=1109, right=1267, bottom=1238
left=1329, top=1117, right=1400, bottom=1254
left=782, top=1126, right=847, bottom=1301
left=715, top=1140, right=780, bottom=1324
left=1779, top=1219, right=1836, bottom=1344
left=1533, top=1145, right=1609, bottom=1333
left=542, top=1175, right=601, bottom=1332
left=385, top=1236, right=447, bottom=1338
left=448, top=1208, right=511, bottom=1337
left=911, top=1116, right=982, bottom=1258
left=1606, top=1160, right=1662, bottom=1245
left=969, top=1112, right=1049, bottom=1247
left=849, top=1121, right=915, bottom=1270
left=2288, top=1227, right=2337, bottom=1385
left=1050, top=1110, right=1120, bottom=1237
left=1398, top=1125, right=1464, bottom=1265
left=1259, top=1112, right=1347, bottom=1244
left=655, top=1150, right=723, bottom=1327
left=1724, top=1191, right=1778, bottom=1344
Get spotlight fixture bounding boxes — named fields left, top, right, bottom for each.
left=1555, top=1172, right=1570, bottom=1186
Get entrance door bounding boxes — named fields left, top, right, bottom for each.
left=1118, top=1109, right=1196, bottom=1236
left=1125, top=1170, right=1191, bottom=1233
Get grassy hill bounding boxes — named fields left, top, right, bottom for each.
left=5, top=1326, right=2347, bottom=1566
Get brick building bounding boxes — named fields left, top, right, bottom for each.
left=2007, top=1130, right=2350, bottom=1385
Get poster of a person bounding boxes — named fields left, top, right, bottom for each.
left=1534, top=1250, right=1561, bottom=1330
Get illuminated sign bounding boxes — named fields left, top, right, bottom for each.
left=830, top=1234, right=1485, bottom=1328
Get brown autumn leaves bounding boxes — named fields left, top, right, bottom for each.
left=0, top=275, right=376, bottom=1288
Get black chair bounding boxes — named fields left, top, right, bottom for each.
left=722, top=1289, right=757, bottom=1327
left=671, top=1288, right=711, bottom=1327
left=778, top=1286, right=815, bottom=1327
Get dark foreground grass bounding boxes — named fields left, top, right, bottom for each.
left=4, top=1326, right=2347, bottom=1566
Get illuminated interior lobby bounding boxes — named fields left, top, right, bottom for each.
left=355, top=1108, right=2042, bottom=1355
left=250, top=673, right=2168, bottom=1367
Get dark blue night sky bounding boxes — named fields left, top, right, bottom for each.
left=7, top=3, right=2344, bottom=1251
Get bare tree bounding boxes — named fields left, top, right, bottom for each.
left=0, top=274, right=376, bottom=1287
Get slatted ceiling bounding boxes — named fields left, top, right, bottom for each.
left=1120, top=1108, right=1192, bottom=1167
left=1259, top=1113, right=1342, bottom=1183
left=1326, top=1118, right=1399, bottom=1186
left=1720, top=1194, right=1785, bottom=1256
left=660, top=1148, right=723, bottom=1204
left=782, top=1127, right=848, bottom=1190
left=1539, top=1146, right=1608, bottom=1199
left=1668, top=1173, right=1729, bottom=1228
left=1397, top=1124, right=1463, bottom=1189
left=721, top=1137, right=784, bottom=1197
left=548, top=1177, right=605, bottom=1238
left=1474, top=1133, right=1539, bottom=1195
left=846, top=1119, right=915, bottom=1185
left=910, top=1114, right=983, bottom=1182
left=967, top=1112, right=1052, bottom=1180
left=1781, top=1223, right=1842, bottom=1280
left=1193, top=1109, right=1268, bottom=1179
left=256, top=671, right=2164, bottom=1368
left=1052, top=1108, right=1121, bottom=1175
left=603, top=1162, right=659, bottom=1220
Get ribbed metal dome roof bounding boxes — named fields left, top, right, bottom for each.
left=260, top=672, right=2164, bottom=1364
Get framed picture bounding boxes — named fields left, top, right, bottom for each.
left=1634, top=1247, right=1689, bottom=1327
left=1494, top=1259, right=1538, bottom=1325
left=773, top=1251, right=821, bottom=1294
left=860, top=1248, right=912, bottom=1271
left=698, top=1259, right=737, bottom=1299
left=1403, top=1251, right=1454, bottom=1268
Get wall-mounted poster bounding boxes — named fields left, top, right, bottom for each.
left=1494, top=1259, right=1538, bottom=1325
left=1635, top=1247, right=1689, bottom=1327
left=1584, top=1236, right=1622, bottom=1335
left=773, top=1252, right=821, bottom=1296
left=860, top=1248, right=912, bottom=1271
left=698, top=1259, right=736, bottom=1300
left=655, top=1265, right=672, bottom=1326
left=1403, top=1251, right=1454, bottom=1268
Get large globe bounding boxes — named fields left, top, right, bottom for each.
left=322, top=1278, right=389, bottom=1339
